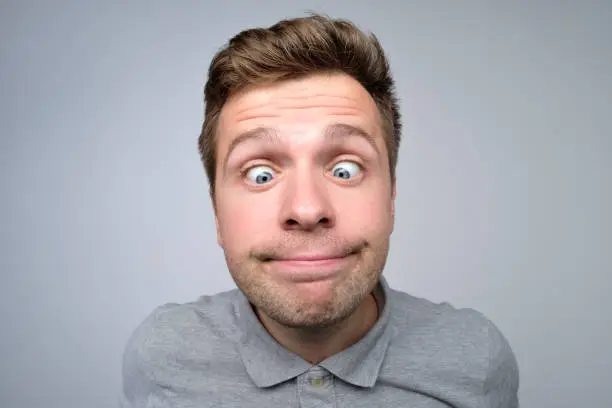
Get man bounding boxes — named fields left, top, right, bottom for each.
left=122, top=14, right=519, bottom=407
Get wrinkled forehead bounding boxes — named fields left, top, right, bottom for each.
left=217, top=73, right=383, bottom=141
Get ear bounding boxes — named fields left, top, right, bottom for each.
left=210, top=188, right=223, bottom=247
left=390, top=179, right=396, bottom=233
left=215, top=217, right=223, bottom=247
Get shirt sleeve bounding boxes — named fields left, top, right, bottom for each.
left=483, top=319, right=520, bottom=407
left=120, top=306, right=173, bottom=408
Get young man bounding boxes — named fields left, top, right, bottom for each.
left=122, top=14, right=519, bottom=407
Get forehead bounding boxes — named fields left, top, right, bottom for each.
left=217, top=73, right=382, bottom=138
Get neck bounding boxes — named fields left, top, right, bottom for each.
left=256, top=293, right=379, bottom=364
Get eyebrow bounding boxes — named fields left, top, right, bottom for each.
left=324, top=123, right=380, bottom=155
left=222, top=123, right=380, bottom=171
left=222, top=127, right=281, bottom=171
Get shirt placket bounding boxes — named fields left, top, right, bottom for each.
left=297, top=366, right=335, bottom=408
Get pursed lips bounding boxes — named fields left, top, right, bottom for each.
left=272, top=256, right=347, bottom=267
left=262, top=251, right=359, bottom=282
left=264, top=249, right=357, bottom=263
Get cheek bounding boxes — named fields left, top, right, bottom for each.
left=217, top=195, right=278, bottom=249
left=337, top=189, right=394, bottom=236
left=352, top=201, right=392, bottom=227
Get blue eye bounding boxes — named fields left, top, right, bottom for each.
left=331, top=161, right=361, bottom=179
left=246, top=165, right=276, bottom=185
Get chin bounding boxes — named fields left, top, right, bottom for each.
left=272, top=312, right=344, bottom=330
left=265, top=296, right=358, bottom=329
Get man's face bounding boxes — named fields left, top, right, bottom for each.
left=213, top=73, right=395, bottom=328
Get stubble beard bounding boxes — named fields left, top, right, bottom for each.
left=225, top=235, right=390, bottom=330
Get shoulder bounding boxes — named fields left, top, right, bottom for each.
left=121, top=290, right=242, bottom=400
left=386, top=288, right=519, bottom=404
left=126, top=289, right=240, bottom=350
left=388, top=288, right=495, bottom=340
left=388, top=288, right=512, bottom=347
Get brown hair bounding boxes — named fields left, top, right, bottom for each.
left=198, top=14, right=401, bottom=195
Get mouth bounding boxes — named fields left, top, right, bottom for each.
left=259, top=243, right=364, bottom=262
left=261, top=249, right=360, bottom=283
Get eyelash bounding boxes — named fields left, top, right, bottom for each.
left=239, top=160, right=277, bottom=176
left=239, top=156, right=366, bottom=183
left=331, top=155, right=364, bottom=168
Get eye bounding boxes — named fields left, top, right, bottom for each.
left=245, top=165, right=276, bottom=185
left=331, top=161, right=361, bottom=180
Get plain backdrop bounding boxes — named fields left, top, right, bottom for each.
left=1, top=1, right=611, bottom=407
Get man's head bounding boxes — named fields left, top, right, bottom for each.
left=199, top=14, right=401, bottom=329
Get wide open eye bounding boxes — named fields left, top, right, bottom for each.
left=245, top=165, right=276, bottom=185
left=331, top=161, right=361, bottom=180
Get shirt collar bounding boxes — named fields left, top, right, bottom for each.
left=234, top=276, right=395, bottom=388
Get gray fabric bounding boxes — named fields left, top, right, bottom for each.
left=121, top=277, right=519, bottom=407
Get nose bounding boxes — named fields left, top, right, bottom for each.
left=279, top=169, right=335, bottom=231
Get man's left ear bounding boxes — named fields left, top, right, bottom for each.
left=210, top=188, right=224, bottom=247
left=390, top=179, right=396, bottom=233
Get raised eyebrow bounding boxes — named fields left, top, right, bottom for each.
left=324, top=123, right=381, bottom=155
left=222, top=127, right=281, bottom=171
left=222, top=124, right=379, bottom=174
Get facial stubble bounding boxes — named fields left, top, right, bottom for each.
left=224, top=235, right=390, bottom=330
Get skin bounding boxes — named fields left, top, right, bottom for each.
left=212, top=73, right=396, bottom=363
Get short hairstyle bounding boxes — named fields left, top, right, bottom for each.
left=198, top=14, right=401, bottom=195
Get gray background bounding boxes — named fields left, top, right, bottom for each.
left=1, top=1, right=610, bottom=407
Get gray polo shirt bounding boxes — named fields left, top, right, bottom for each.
left=121, top=277, right=519, bottom=407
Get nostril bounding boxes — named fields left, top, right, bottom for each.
left=283, top=216, right=332, bottom=229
